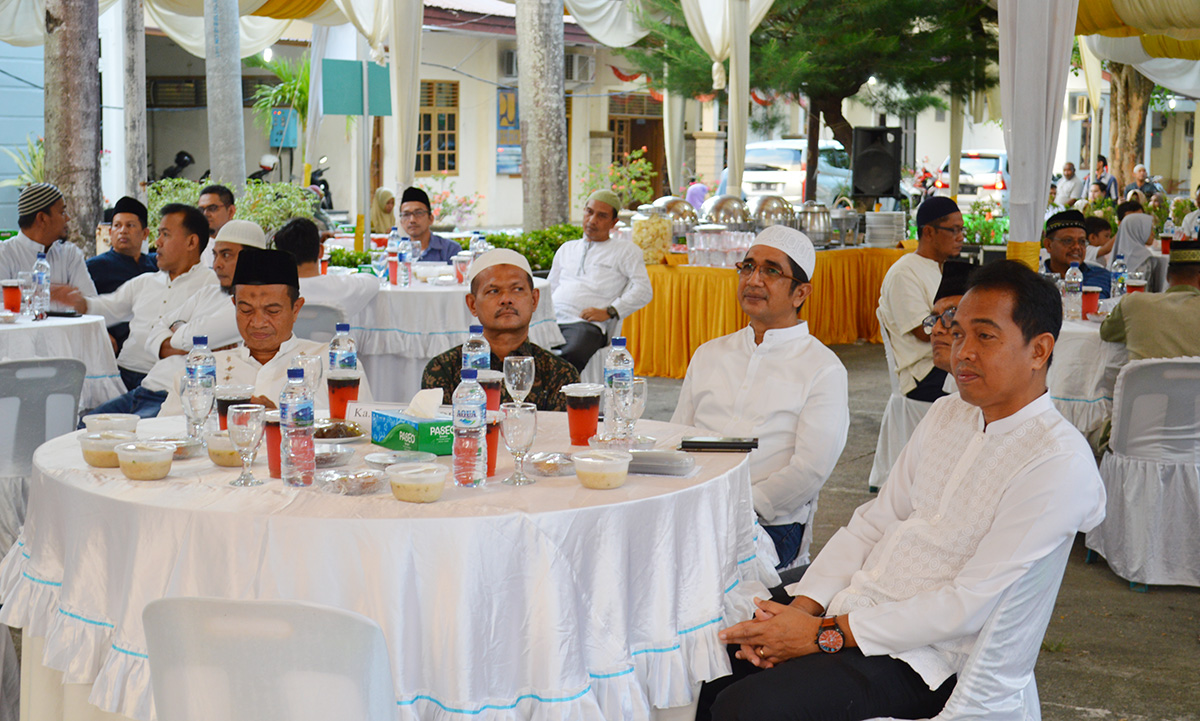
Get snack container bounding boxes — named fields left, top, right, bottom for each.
left=387, top=462, right=449, bottom=503
left=79, top=431, right=137, bottom=468
left=82, top=413, right=140, bottom=434
left=115, top=442, right=175, bottom=481
left=570, top=450, right=632, bottom=490
left=205, top=431, right=243, bottom=467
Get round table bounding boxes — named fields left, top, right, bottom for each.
left=1047, top=319, right=1129, bottom=437
left=0, top=314, right=125, bottom=410
left=0, top=415, right=775, bottom=721
left=350, top=278, right=565, bottom=402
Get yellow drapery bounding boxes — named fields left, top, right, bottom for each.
left=1075, top=0, right=1141, bottom=37
left=251, top=0, right=329, bottom=19
left=625, top=248, right=908, bottom=378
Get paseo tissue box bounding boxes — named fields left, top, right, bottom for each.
left=371, top=410, right=453, bottom=455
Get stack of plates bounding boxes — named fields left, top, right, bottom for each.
left=864, top=211, right=907, bottom=247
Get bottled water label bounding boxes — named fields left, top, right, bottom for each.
left=330, top=350, right=357, bottom=370
left=464, top=351, right=489, bottom=371
left=185, top=365, right=216, bottom=380
left=33, top=271, right=46, bottom=285
left=281, top=399, right=315, bottom=428
left=453, top=402, right=486, bottom=429
left=605, top=368, right=633, bottom=386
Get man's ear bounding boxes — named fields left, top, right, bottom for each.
left=1030, top=332, right=1055, bottom=371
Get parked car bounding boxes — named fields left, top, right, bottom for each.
left=933, top=150, right=1010, bottom=214
left=742, top=139, right=852, bottom=207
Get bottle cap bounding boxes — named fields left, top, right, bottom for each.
left=288, top=368, right=304, bottom=380
left=36, top=252, right=45, bottom=259
left=612, top=337, right=627, bottom=347
left=193, top=335, right=207, bottom=346
left=1070, top=261, right=1079, bottom=267
left=461, top=368, right=478, bottom=380
left=391, top=226, right=397, bottom=231
left=336, top=322, right=350, bottom=333
left=469, top=325, right=483, bottom=334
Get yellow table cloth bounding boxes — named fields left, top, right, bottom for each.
left=626, top=247, right=909, bottom=378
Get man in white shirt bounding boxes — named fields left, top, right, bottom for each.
left=548, top=189, right=653, bottom=370
left=1181, top=184, right=1200, bottom=238
left=702, top=260, right=1105, bottom=721
left=272, top=217, right=379, bottom=318
left=879, top=196, right=962, bottom=402
left=0, top=183, right=97, bottom=301
left=672, top=226, right=848, bottom=569
left=160, top=248, right=372, bottom=415
left=1057, top=162, right=1084, bottom=204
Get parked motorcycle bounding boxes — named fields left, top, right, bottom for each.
left=310, top=163, right=333, bottom=210
left=160, top=151, right=195, bottom=180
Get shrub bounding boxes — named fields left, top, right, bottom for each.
left=486, top=224, right=583, bottom=271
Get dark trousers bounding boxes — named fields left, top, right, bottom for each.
left=556, top=322, right=608, bottom=372
left=80, top=387, right=168, bottom=427
left=763, top=522, right=805, bottom=570
left=119, top=366, right=147, bottom=392
left=905, top=367, right=948, bottom=402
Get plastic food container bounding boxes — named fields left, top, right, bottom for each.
left=82, top=413, right=140, bottom=434
left=570, top=450, right=632, bottom=490
left=387, top=462, right=449, bottom=503
left=115, top=442, right=175, bottom=481
left=145, top=436, right=205, bottom=460
left=205, top=431, right=243, bottom=467
left=627, top=450, right=696, bottom=477
left=79, top=431, right=137, bottom=468
left=365, top=450, right=437, bottom=471
left=315, top=469, right=386, bottom=496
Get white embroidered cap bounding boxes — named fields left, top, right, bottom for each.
left=749, top=225, right=816, bottom=280
left=466, top=248, right=534, bottom=286
left=214, top=219, right=267, bottom=249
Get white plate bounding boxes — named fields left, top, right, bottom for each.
left=312, top=422, right=366, bottom=444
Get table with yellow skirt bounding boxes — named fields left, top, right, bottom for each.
left=627, top=247, right=909, bottom=379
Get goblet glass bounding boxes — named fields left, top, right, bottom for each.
left=16, top=272, right=33, bottom=317
left=179, top=376, right=215, bottom=441
left=370, top=248, right=389, bottom=288
left=500, top=402, right=537, bottom=486
left=618, top=377, right=648, bottom=440
left=503, top=355, right=534, bottom=404
left=226, top=404, right=265, bottom=487
left=291, top=354, right=323, bottom=397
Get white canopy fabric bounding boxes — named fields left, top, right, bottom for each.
left=999, top=0, right=1079, bottom=245
left=1085, top=34, right=1200, bottom=97
left=143, top=0, right=292, bottom=58
left=562, top=0, right=663, bottom=48
left=0, top=0, right=118, bottom=46
left=389, top=0, right=422, bottom=192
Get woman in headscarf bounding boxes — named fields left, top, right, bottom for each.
left=371, top=187, right=395, bottom=233
left=1114, top=211, right=1155, bottom=282
left=685, top=180, right=708, bottom=211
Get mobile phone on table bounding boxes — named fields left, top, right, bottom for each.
left=679, top=436, right=758, bottom=452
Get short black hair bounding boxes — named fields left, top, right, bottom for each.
left=199, top=184, right=235, bottom=207
left=1091, top=181, right=1106, bottom=192
left=1097, top=154, right=1108, bottom=167
left=965, top=259, right=1061, bottom=355
left=17, top=212, right=37, bottom=230
left=272, top=217, right=322, bottom=265
left=1083, top=216, right=1111, bottom=237
left=160, top=203, right=210, bottom=253
left=785, top=256, right=809, bottom=292
left=1116, top=200, right=1142, bottom=221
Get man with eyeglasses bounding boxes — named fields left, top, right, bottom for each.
left=1042, top=210, right=1110, bottom=298
left=879, top=197, right=963, bottom=402
left=672, top=226, right=848, bottom=570
left=398, top=187, right=463, bottom=263
left=197, top=184, right=236, bottom=269
left=925, top=262, right=973, bottom=377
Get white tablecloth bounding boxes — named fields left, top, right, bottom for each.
left=0, top=315, right=125, bottom=410
left=351, top=278, right=565, bottom=402
left=0, top=415, right=776, bottom=721
left=1047, top=319, right=1128, bottom=437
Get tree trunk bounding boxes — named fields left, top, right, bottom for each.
left=805, top=107, right=819, bottom=202
left=516, top=0, right=568, bottom=231
left=204, top=0, right=246, bottom=188
left=812, top=95, right=854, bottom=155
left=1107, top=62, right=1154, bottom=193
left=44, top=0, right=101, bottom=255
left=124, top=0, right=147, bottom=200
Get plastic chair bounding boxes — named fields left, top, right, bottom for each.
left=143, top=597, right=396, bottom=721
left=0, top=358, right=84, bottom=552
left=1085, top=357, right=1200, bottom=589
left=580, top=317, right=623, bottom=385
left=866, top=537, right=1074, bottom=721
left=292, top=303, right=345, bottom=344
left=868, top=308, right=932, bottom=491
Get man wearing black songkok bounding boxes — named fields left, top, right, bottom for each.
left=88, top=197, right=160, bottom=351
left=398, top=186, right=463, bottom=263
left=1042, top=210, right=1111, bottom=299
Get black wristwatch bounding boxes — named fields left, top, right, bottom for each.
left=605, top=305, right=619, bottom=319
left=816, top=616, right=845, bottom=654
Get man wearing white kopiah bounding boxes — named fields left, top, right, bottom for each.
left=672, top=226, right=849, bottom=570
left=548, top=189, right=653, bottom=371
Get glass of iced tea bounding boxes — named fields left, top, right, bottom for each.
left=1, top=281, right=20, bottom=313
left=327, top=370, right=361, bottom=420
left=561, top=383, right=604, bottom=445
left=215, top=384, right=255, bottom=430
left=477, top=369, right=504, bottom=411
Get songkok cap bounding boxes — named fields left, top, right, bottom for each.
left=112, top=196, right=148, bottom=227
left=231, top=248, right=299, bottom=289
left=17, top=183, right=63, bottom=217
left=1045, top=209, right=1087, bottom=234
left=215, top=219, right=267, bottom=249
left=467, top=248, right=534, bottom=285
left=935, top=260, right=973, bottom=302
left=915, top=196, right=960, bottom=229
left=585, top=189, right=622, bottom=214
left=1169, top=239, right=1200, bottom=265
left=750, top=225, right=816, bottom=280
left=400, top=186, right=431, bottom=210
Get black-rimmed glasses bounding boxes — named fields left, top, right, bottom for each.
left=922, top=307, right=956, bottom=333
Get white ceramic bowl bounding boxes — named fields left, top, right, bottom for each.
left=570, top=450, right=632, bottom=490
left=79, top=431, right=137, bottom=468
left=82, top=413, right=140, bottom=434
left=115, top=442, right=175, bottom=481
left=387, top=462, right=448, bottom=503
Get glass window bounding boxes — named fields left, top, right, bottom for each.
left=416, top=81, right=459, bottom=177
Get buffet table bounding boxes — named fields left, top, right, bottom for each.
left=0, top=314, right=125, bottom=410
left=0, top=415, right=776, bottom=721
left=626, top=247, right=908, bottom=378
left=1047, top=319, right=1128, bottom=438
left=350, top=278, right=564, bottom=403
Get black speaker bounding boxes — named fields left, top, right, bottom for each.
left=851, top=126, right=902, bottom=197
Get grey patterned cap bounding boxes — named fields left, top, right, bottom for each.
left=17, top=183, right=63, bottom=217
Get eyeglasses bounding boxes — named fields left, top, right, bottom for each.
left=734, top=260, right=800, bottom=283
left=398, top=210, right=430, bottom=220
left=931, top=224, right=965, bottom=237
left=922, top=307, right=957, bottom=333
left=199, top=204, right=227, bottom=214
left=1052, top=237, right=1088, bottom=248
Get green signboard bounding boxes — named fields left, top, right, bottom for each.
left=322, top=59, right=392, bottom=116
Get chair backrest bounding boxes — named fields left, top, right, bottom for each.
left=0, top=358, right=85, bottom=477
left=143, top=597, right=396, bottom=721
left=876, top=307, right=903, bottom=396
left=293, top=303, right=346, bottom=344
left=1109, top=356, right=1200, bottom=462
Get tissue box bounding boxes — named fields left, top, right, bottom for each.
left=371, top=410, right=453, bottom=455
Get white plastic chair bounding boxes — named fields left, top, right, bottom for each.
left=580, top=317, right=623, bottom=384
left=143, top=597, right=396, bottom=721
left=0, top=358, right=84, bottom=552
left=293, top=303, right=345, bottom=344
left=1085, top=357, right=1200, bottom=588
left=867, top=537, right=1074, bottom=721
left=868, top=308, right=932, bottom=491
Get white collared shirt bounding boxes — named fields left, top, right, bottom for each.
left=0, top=232, right=97, bottom=297
left=671, top=322, right=849, bottom=527
left=299, top=273, right=381, bottom=319
left=789, top=393, right=1105, bottom=689
left=879, top=252, right=942, bottom=394
left=548, top=237, right=653, bottom=326
left=85, top=263, right=219, bottom=374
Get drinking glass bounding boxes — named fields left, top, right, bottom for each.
left=291, top=354, right=323, bottom=396
left=500, top=402, right=537, bottom=486
left=370, top=248, right=389, bottom=288
left=503, top=355, right=534, bottom=404
left=226, top=404, right=265, bottom=487
left=610, top=377, right=647, bottom=441
left=17, top=272, right=33, bottom=317
left=179, top=376, right=215, bottom=441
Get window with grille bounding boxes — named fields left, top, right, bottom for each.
left=416, top=80, right=459, bottom=176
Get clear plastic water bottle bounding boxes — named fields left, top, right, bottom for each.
left=328, top=322, right=357, bottom=372
left=452, top=368, right=487, bottom=487
left=1164, top=217, right=1175, bottom=242
left=1064, top=262, right=1084, bottom=320
left=1110, top=254, right=1127, bottom=297
left=279, top=367, right=315, bottom=487
left=31, top=251, right=50, bottom=321
left=603, top=337, right=635, bottom=438
left=462, top=325, right=490, bottom=370
left=397, top=235, right=413, bottom=287
left=184, top=335, right=217, bottom=387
